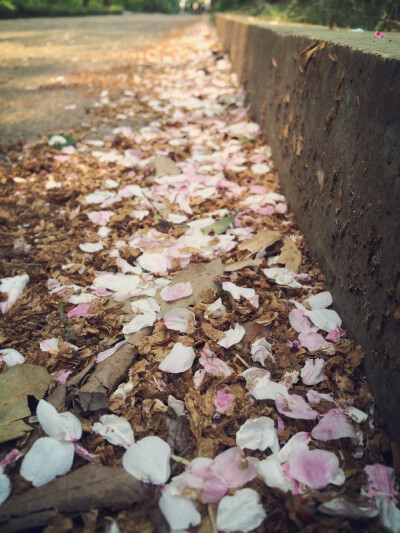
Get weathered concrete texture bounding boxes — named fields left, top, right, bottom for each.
left=216, top=15, right=400, bottom=442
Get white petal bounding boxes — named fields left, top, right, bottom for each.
left=92, top=414, right=134, bottom=448
left=93, top=273, right=140, bottom=292
left=37, top=400, right=82, bottom=441
left=242, top=368, right=289, bottom=401
left=258, top=455, right=292, bottom=492
left=218, top=324, right=245, bottom=349
left=163, top=308, right=195, bottom=333
left=160, top=282, right=193, bottom=302
left=205, top=298, right=227, bottom=319
left=122, top=436, right=171, bottom=484
left=159, top=343, right=195, bottom=373
left=122, top=312, right=157, bottom=334
left=377, top=495, right=400, bottom=532
left=159, top=485, right=201, bottom=530
left=263, top=267, right=302, bottom=289
left=79, top=242, right=104, bottom=253
left=130, top=298, right=160, bottom=314
left=222, top=281, right=255, bottom=301
left=0, top=273, right=29, bottom=314
left=304, top=308, right=342, bottom=332
left=20, top=437, right=74, bottom=487
left=305, top=291, right=332, bottom=310
left=85, top=190, right=115, bottom=204
left=137, top=252, right=168, bottom=273
left=0, top=348, right=25, bottom=367
left=96, top=339, right=127, bottom=364
left=236, top=417, right=280, bottom=453
left=168, top=395, right=185, bottom=417
left=0, top=468, right=11, bottom=505
left=216, top=488, right=267, bottom=532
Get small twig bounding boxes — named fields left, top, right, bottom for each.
left=208, top=504, right=218, bottom=533
left=171, top=454, right=190, bottom=466
left=234, top=353, right=250, bottom=369
left=140, top=191, right=168, bottom=222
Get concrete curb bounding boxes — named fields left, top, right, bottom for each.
left=216, top=14, right=400, bottom=443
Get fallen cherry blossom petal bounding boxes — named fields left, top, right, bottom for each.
left=319, top=498, right=379, bottom=519
left=312, top=411, right=358, bottom=442
left=73, top=442, right=95, bottom=461
left=163, top=308, right=195, bottom=333
left=275, top=393, right=318, bottom=420
left=213, top=447, right=258, bottom=488
left=289, top=309, right=315, bottom=334
left=37, top=399, right=82, bottom=442
left=137, top=252, right=168, bottom=273
left=214, top=386, right=234, bottom=413
left=168, top=395, right=185, bottom=417
left=326, top=326, right=346, bottom=342
left=374, top=31, right=387, bottom=38
left=305, top=291, right=333, bottom=309
left=66, top=302, right=92, bottom=318
left=20, top=437, right=75, bottom=487
left=216, top=488, right=267, bottom=532
left=87, top=210, right=114, bottom=226
left=299, top=332, right=335, bottom=354
left=258, top=455, right=292, bottom=492
left=96, top=339, right=127, bottom=363
left=300, top=358, right=325, bottom=385
left=79, top=242, right=104, bottom=253
left=122, top=312, right=157, bottom=334
left=92, top=414, right=134, bottom=448
left=222, top=281, right=256, bottom=301
left=236, top=416, right=280, bottom=453
left=160, top=282, right=193, bottom=302
left=376, top=495, right=400, bottom=532
left=205, top=297, right=227, bottom=319
left=93, top=273, right=140, bottom=293
left=263, top=267, right=302, bottom=289
left=304, top=308, right=342, bottom=333
left=122, top=436, right=171, bottom=484
left=277, top=432, right=311, bottom=463
left=0, top=273, right=29, bottom=314
left=159, top=343, right=195, bottom=373
left=364, top=464, right=397, bottom=500
left=159, top=484, right=201, bottom=530
left=130, top=297, right=160, bottom=314
left=286, top=444, right=345, bottom=489
left=218, top=323, right=245, bottom=349
left=243, top=368, right=289, bottom=401
left=0, top=449, right=22, bottom=468
left=0, top=348, right=25, bottom=367
left=200, top=349, right=231, bottom=377
left=250, top=338, right=274, bottom=367
left=0, top=468, right=11, bottom=505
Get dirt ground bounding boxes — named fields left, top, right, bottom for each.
left=0, top=13, right=199, bottom=144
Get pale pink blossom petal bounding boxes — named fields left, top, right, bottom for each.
left=0, top=468, right=11, bottom=505
left=73, top=442, right=95, bottom=461
left=214, top=386, right=234, bottom=414
left=79, top=242, right=104, bottom=253
left=205, top=298, right=227, bottom=319
left=364, top=464, right=397, bottom=500
left=167, top=395, right=185, bottom=417
left=250, top=338, right=274, bottom=367
left=257, top=455, right=293, bottom=492
left=92, top=414, right=134, bottom=448
left=160, top=282, right=193, bottom=302
left=243, top=368, right=289, bottom=401
left=236, top=417, right=279, bottom=453
left=311, top=412, right=358, bottom=442
left=199, top=349, right=231, bottom=378
left=299, top=332, right=335, bottom=354
left=326, top=326, right=346, bottom=342
left=275, top=393, right=318, bottom=420
left=307, top=390, right=336, bottom=404
left=54, top=368, right=74, bottom=384
left=213, top=447, right=258, bottom=488
left=304, top=308, right=342, bottom=333
left=222, top=281, right=256, bottom=302
left=96, top=340, right=127, bottom=363
left=305, top=292, right=333, bottom=309
left=263, top=267, right=302, bottom=289
left=122, top=312, right=157, bottom=335
left=0, top=273, right=29, bottom=314
left=277, top=432, right=311, bottom=463
left=159, top=343, right=195, bottom=373
left=289, top=309, right=315, bottom=333
left=376, top=495, right=400, bottom=532
left=218, top=323, right=245, bottom=349
left=374, top=31, right=387, bottom=38
left=20, top=437, right=75, bottom=487
left=122, top=436, right=171, bottom=484
left=159, top=485, right=201, bottom=530
left=137, top=252, right=168, bottom=273
left=87, top=211, right=114, bottom=226
left=37, top=400, right=82, bottom=442
left=66, top=302, right=92, bottom=318
left=0, top=348, right=25, bottom=367
left=0, top=449, right=22, bottom=468
left=301, top=358, right=325, bottom=385
left=216, top=488, right=266, bottom=533
left=193, top=368, right=206, bottom=389
left=163, top=308, right=195, bottom=333
left=286, top=444, right=345, bottom=489
left=40, top=338, right=59, bottom=352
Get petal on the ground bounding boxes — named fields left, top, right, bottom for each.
left=37, top=400, right=82, bottom=442
left=92, top=414, right=134, bottom=448
left=159, top=485, right=201, bottom=530
left=236, top=416, right=280, bottom=453
left=159, top=343, right=195, bottom=373
left=0, top=348, right=25, bottom=367
left=160, top=282, right=193, bottom=302
left=0, top=273, right=29, bottom=314
left=122, top=436, right=171, bottom=484
left=216, top=488, right=267, bottom=532
left=217, top=323, right=245, bottom=349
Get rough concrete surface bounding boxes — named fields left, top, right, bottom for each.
left=0, top=13, right=199, bottom=143
left=216, top=14, right=400, bottom=442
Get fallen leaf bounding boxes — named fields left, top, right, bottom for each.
left=278, top=239, right=302, bottom=272
left=238, top=230, right=282, bottom=253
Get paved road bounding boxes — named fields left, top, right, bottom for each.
left=0, top=13, right=199, bottom=144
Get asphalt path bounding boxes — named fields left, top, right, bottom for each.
left=0, top=13, right=199, bottom=144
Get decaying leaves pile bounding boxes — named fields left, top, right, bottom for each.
left=0, top=21, right=399, bottom=533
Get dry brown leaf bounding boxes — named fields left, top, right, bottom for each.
left=238, top=230, right=282, bottom=253
left=278, top=238, right=302, bottom=272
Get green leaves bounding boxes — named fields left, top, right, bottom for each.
left=201, top=213, right=237, bottom=235
left=0, top=364, right=51, bottom=444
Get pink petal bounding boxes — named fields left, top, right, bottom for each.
left=214, top=386, right=234, bottom=414
left=163, top=308, right=195, bottom=333
left=87, top=211, right=114, bottom=226
left=289, top=309, right=314, bottom=333
left=326, top=326, right=346, bottom=342
left=200, top=349, right=231, bottom=378
left=311, top=412, right=358, bottom=442
left=160, top=282, right=193, bottom=302
left=213, top=447, right=258, bottom=488
left=364, top=464, right=397, bottom=500
left=96, top=340, right=127, bottom=363
left=275, top=393, right=318, bottom=420
left=287, top=444, right=345, bottom=489
left=300, top=358, right=325, bottom=385
left=66, top=302, right=92, bottom=318
left=193, top=368, right=206, bottom=389
left=299, top=332, right=335, bottom=354
left=0, top=449, right=23, bottom=468
left=73, top=442, right=95, bottom=461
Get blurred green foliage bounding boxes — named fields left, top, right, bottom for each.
left=211, top=0, right=400, bottom=30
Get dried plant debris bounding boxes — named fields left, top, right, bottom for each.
left=0, top=21, right=399, bottom=533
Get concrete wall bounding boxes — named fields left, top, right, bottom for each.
left=216, top=15, right=400, bottom=443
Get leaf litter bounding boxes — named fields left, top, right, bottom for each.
left=0, top=20, right=399, bottom=533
